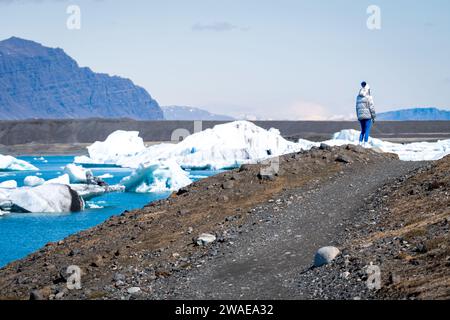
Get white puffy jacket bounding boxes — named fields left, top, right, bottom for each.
left=356, top=85, right=376, bottom=121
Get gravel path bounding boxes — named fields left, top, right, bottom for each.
left=152, top=160, right=425, bottom=299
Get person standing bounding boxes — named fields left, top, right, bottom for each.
left=355, top=81, right=376, bottom=146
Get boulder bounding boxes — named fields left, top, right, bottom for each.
left=335, top=154, right=352, bottom=164
left=127, top=287, right=141, bottom=294
left=196, top=233, right=216, bottom=246
left=314, top=246, right=341, bottom=267
left=222, top=180, right=234, bottom=190
left=319, top=143, right=332, bottom=151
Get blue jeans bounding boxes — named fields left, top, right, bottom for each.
left=359, top=119, right=372, bottom=143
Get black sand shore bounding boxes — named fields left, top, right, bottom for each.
left=1, top=119, right=449, bottom=156
left=1, top=119, right=449, bottom=146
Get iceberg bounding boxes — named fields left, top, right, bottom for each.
left=0, top=180, right=17, bottom=189
left=6, top=184, right=84, bottom=213
left=70, top=184, right=124, bottom=199
left=324, top=129, right=450, bottom=161
left=64, top=163, right=92, bottom=183
left=120, top=159, right=192, bottom=193
left=76, top=121, right=305, bottom=170
left=98, top=173, right=114, bottom=179
left=44, top=174, right=71, bottom=185
left=75, top=130, right=146, bottom=166
left=0, top=154, right=38, bottom=171
left=24, top=176, right=45, bottom=187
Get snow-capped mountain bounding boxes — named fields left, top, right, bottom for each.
left=162, top=106, right=235, bottom=121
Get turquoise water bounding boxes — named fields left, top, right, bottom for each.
left=0, top=156, right=219, bottom=268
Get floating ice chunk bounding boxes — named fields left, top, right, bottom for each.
left=64, top=164, right=92, bottom=183
left=70, top=184, right=125, bottom=199
left=8, top=184, right=84, bottom=213
left=45, top=174, right=70, bottom=185
left=98, top=173, right=114, bottom=179
left=324, top=129, right=450, bottom=161
left=83, top=121, right=305, bottom=170
left=382, top=140, right=450, bottom=161
left=24, top=176, right=45, bottom=187
left=75, top=130, right=146, bottom=165
left=166, top=121, right=303, bottom=169
left=86, top=201, right=104, bottom=209
left=120, top=159, right=192, bottom=193
left=74, top=121, right=450, bottom=170
left=0, top=180, right=17, bottom=189
left=0, top=154, right=38, bottom=171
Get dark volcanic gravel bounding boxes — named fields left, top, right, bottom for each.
left=148, top=158, right=424, bottom=299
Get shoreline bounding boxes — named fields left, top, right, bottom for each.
left=1, top=136, right=448, bottom=157
left=0, top=141, right=173, bottom=157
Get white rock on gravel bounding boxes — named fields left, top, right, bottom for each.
left=127, top=287, right=141, bottom=294
left=196, top=233, right=216, bottom=246
left=314, top=246, right=341, bottom=267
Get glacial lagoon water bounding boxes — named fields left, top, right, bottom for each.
left=0, top=156, right=220, bottom=267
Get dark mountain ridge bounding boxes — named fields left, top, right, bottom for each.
left=0, top=37, right=163, bottom=120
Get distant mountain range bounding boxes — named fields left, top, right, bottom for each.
left=0, top=37, right=163, bottom=120
left=378, top=108, right=450, bottom=121
left=1, top=38, right=448, bottom=123
left=162, top=106, right=235, bottom=121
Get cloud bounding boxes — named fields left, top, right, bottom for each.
left=192, top=21, right=249, bottom=32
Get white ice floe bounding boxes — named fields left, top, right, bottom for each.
left=120, top=159, right=192, bottom=193
left=0, top=180, right=17, bottom=189
left=86, top=201, right=104, bottom=209
left=70, top=184, right=125, bottom=199
left=98, top=173, right=114, bottom=179
left=323, top=129, right=450, bottom=161
left=24, top=176, right=45, bottom=187
left=75, top=130, right=146, bottom=166
left=76, top=121, right=304, bottom=170
left=64, top=164, right=92, bottom=183
left=0, top=154, right=38, bottom=171
left=5, top=184, right=84, bottom=213
left=44, top=174, right=71, bottom=185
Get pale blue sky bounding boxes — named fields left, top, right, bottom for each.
left=1, top=0, right=449, bottom=119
